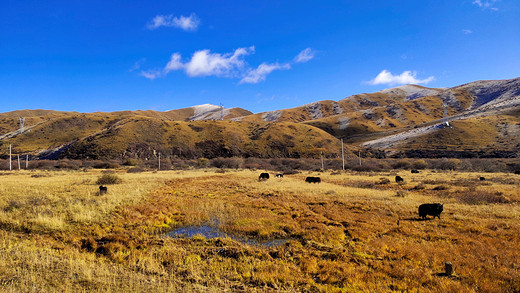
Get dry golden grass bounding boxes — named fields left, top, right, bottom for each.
left=0, top=168, right=519, bottom=292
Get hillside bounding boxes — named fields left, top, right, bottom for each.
left=0, top=77, right=518, bottom=160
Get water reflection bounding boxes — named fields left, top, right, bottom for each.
left=167, top=225, right=287, bottom=247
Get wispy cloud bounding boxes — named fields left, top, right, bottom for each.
left=147, top=13, right=200, bottom=31
left=462, top=29, right=473, bottom=34
left=294, top=48, right=316, bottom=63
left=367, top=70, right=435, bottom=86
left=472, top=0, right=499, bottom=10
left=139, top=69, right=163, bottom=80
left=129, top=58, right=146, bottom=72
left=240, top=63, right=291, bottom=84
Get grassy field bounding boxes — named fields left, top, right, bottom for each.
left=0, top=168, right=519, bottom=292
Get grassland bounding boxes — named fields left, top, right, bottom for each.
left=0, top=168, right=519, bottom=292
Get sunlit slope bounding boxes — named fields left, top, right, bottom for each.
left=395, top=112, right=520, bottom=157
left=61, top=119, right=347, bottom=159
left=0, top=112, right=348, bottom=159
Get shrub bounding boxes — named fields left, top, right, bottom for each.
left=127, top=167, right=145, bottom=173
left=392, top=159, right=411, bottom=169
left=438, top=158, right=461, bottom=170
left=123, top=158, right=139, bottom=166
left=96, top=173, right=122, bottom=185
left=197, top=158, right=209, bottom=167
left=412, top=159, right=428, bottom=170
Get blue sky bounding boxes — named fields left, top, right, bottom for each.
left=1, top=0, right=519, bottom=114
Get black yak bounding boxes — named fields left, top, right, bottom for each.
left=99, top=185, right=108, bottom=195
left=418, top=203, right=443, bottom=219
left=259, top=173, right=270, bottom=180
left=275, top=173, right=284, bottom=178
left=479, top=177, right=485, bottom=181
left=411, top=169, right=420, bottom=174
left=395, top=175, right=404, bottom=183
left=305, top=176, right=321, bottom=183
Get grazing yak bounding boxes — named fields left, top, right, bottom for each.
left=418, top=203, right=443, bottom=219
left=305, top=176, right=321, bottom=183
left=515, top=170, right=520, bottom=175
left=479, top=177, right=486, bottom=181
left=259, top=173, right=270, bottom=180
left=411, top=169, right=420, bottom=174
left=395, top=175, right=404, bottom=183
left=99, top=185, right=108, bottom=195
left=275, top=173, right=284, bottom=178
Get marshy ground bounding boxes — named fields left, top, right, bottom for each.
left=0, top=168, right=518, bottom=292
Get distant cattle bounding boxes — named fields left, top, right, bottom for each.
left=418, top=203, right=443, bottom=219
left=515, top=170, right=520, bottom=175
left=395, top=175, right=404, bottom=183
left=305, top=176, right=321, bottom=183
left=479, top=177, right=486, bottom=181
left=411, top=169, right=420, bottom=174
left=99, top=185, right=108, bottom=195
left=275, top=173, right=284, bottom=178
left=259, top=173, right=270, bottom=180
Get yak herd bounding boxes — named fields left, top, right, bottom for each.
left=258, top=171, right=445, bottom=220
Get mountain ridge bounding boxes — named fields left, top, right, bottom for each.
left=1, top=77, right=518, bottom=159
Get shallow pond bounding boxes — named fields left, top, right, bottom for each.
left=167, top=225, right=288, bottom=247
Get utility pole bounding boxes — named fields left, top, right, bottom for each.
left=158, top=153, right=161, bottom=171
left=17, top=154, right=20, bottom=170
left=9, top=144, right=12, bottom=171
left=341, top=139, right=345, bottom=171
left=358, top=149, right=362, bottom=166
left=320, top=152, right=324, bottom=170
left=26, top=155, right=29, bottom=169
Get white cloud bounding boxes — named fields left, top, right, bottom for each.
left=472, top=0, right=499, bottom=10
left=462, top=29, right=473, bottom=34
left=367, top=70, right=435, bottom=86
left=294, top=48, right=316, bottom=63
left=140, top=46, right=313, bottom=83
left=240, top=63, right=291, bottom=84
left=164, top=53, right=184, bottom=73
left=147, top=13, right=200, bottom=31
left=184, top=47, right=254, bottom=77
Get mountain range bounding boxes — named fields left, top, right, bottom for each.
left=1, top=77, right=519, bottom=160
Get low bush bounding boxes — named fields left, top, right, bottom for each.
left=96, top=173, right=123, bottom=185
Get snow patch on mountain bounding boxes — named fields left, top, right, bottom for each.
left=306, top=102, right=323, bottom=119
left=379, top=85, right=443, bottom=101
left=338, top=117, right=350, bottom=130
left=262, top=111, right=282, bottom=122
left=188, top=104, right=227, bottom=120
left=454, top=78, right=520, bottom=109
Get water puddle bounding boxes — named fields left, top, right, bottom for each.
left=167, top=225, right=288, bottom=247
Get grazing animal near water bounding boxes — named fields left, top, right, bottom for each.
left=99, top=185, right=108, bottom=195
left=275, top=173, right=284, bottom=178
left=305, top=176, right=321, bottom=183
left=418, top=203, right=443, bottom=219
left=395, top=175, right=404, bottom=183
left=259, top=173, right=270, bottom=180
left=479, top=177, right=486, bottom=181
left=411, top=169, right=420, bottom=174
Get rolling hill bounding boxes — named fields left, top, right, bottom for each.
left=0, top=77, right=518, bottom=160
